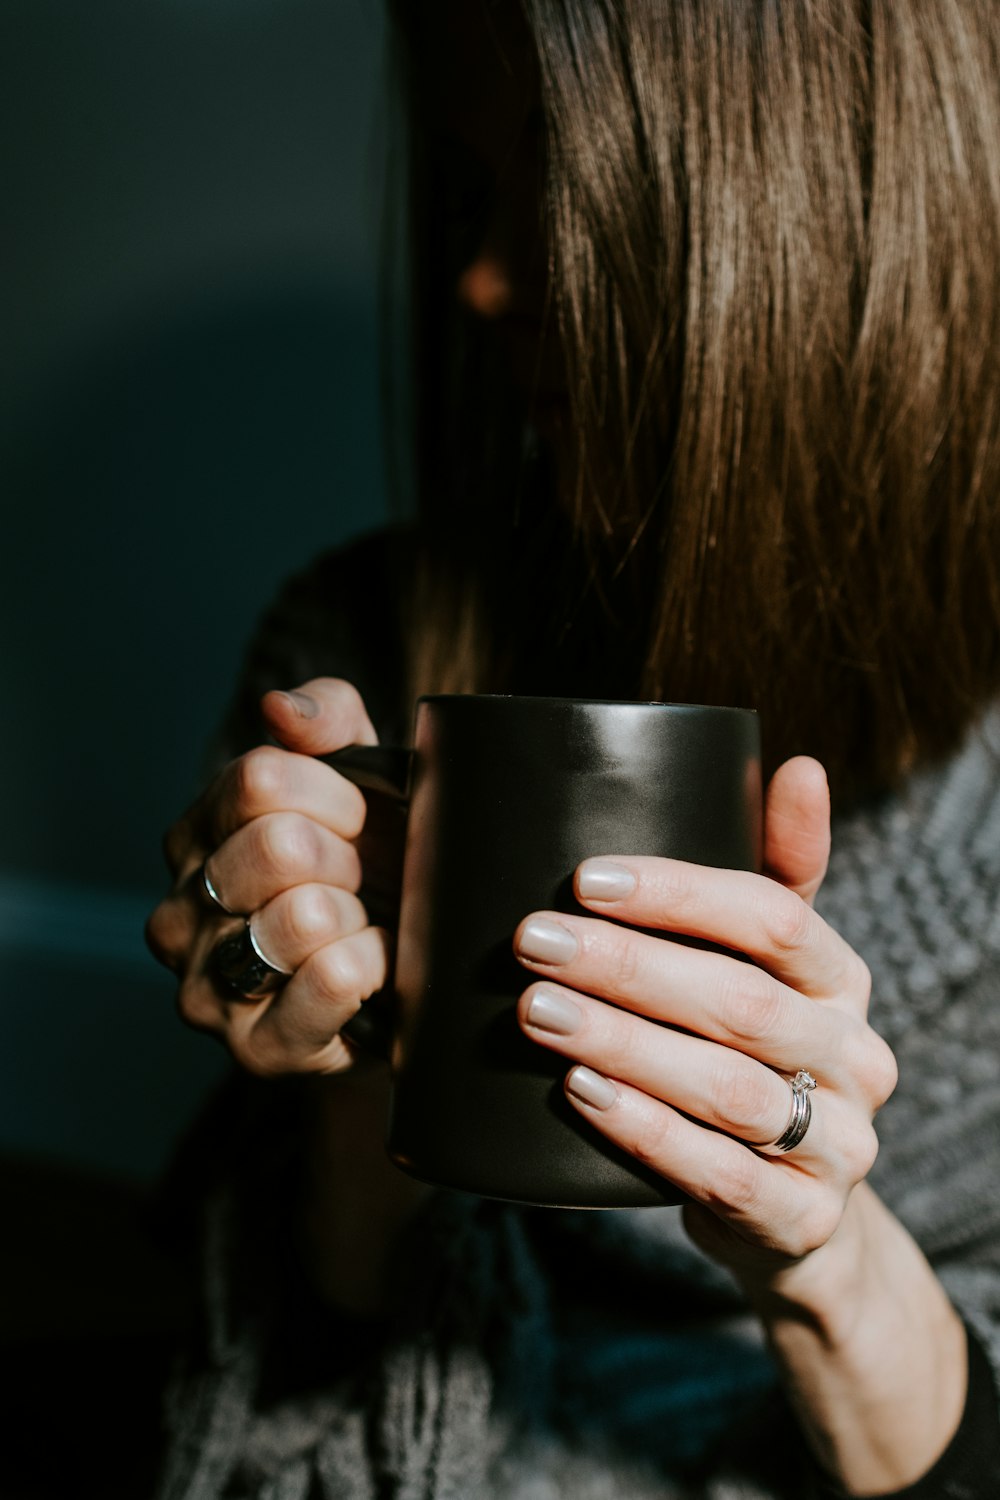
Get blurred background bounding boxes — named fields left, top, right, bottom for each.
left=1, top=1, right=390, bottom=1488
left=1, top=0, right=389, bottom=1180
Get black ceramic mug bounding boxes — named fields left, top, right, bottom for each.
left=322, top=695, right=761, bottom=1210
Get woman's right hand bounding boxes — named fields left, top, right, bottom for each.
left=145, top=678, right=401, bottom=1078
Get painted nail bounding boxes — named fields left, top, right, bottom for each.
left=525, top=988, right=582, bottom=1035
left=566, top=1065, right=618, bottom=1110
left=517, top=917, right=578, bottom=965
left=577, top=860, right=636, bottom=900
left=281, top=689, right=320, bottom=719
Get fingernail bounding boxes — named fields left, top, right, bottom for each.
left=280, top=689, right=319, bottom=719
left=577, top=860, right=636, bottom=900
left=567, top=1065, right=618, bottom=1111
left=525, top=987, right=582, bottom=1035
left=517, top=917, right=578, bottom=965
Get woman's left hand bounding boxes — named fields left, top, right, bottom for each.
left=513, top=756, right=899, bottom=1286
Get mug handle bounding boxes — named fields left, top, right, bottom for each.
left=318, top=743, right=413, bottom=1058
left=320, top=743, right=413, bottom=801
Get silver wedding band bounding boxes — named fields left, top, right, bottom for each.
left=200, top=860, right=237, bottom=916
left=755, top=1069, right=817, bottom=1156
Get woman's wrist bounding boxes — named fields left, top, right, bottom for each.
left=737, top=1183, right=968, bottom=1494
left=733, top=1180, right=872, bottom=1341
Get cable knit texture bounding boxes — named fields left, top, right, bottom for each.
left=156, top=527, right=1000, bottom=1500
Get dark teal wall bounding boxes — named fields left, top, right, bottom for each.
left=1, top=0, right=391, bottom=1178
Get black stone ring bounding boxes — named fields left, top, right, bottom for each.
left=211, top=918, right=291, bottom=1001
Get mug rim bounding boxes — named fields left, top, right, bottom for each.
left=417, top=694, right=757, bottom=716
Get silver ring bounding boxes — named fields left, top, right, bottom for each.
left=210, top=917, right=291, bottom=1001
left=200, top=860, right=238, bottom=916
left=756, top=1069, right=817, bottom=1156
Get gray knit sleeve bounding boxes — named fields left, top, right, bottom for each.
left=863, top=961, right=1000, bottom=1499
left=810, top=706, right=1000, bottom=1492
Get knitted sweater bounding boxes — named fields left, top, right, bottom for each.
left=156, top=526, right=1000, bottom=1500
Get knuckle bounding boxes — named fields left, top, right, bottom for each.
left=145, top=905, right=180, bottom=968
left=710, top=1059, right=775, bottom=1134
left=629, top=1111, right=677, bottom=1173
left=341, top=889, right=371, bottom=931
left=286, top=885, right=336, bottom=949
left=338, top=786, right=368, bottom=841
left=787, top=1192, right=843, bottom=1258
left=605, top=1011, right=648, bottom=1079
left=844, top=1122, right=880, bottom=1180
left=312, top=941, right=366, bottom=1004
left=339, top=841, right=365, bottom=894
left=653, top=861, right=697, bottom=911
left=705, top=1147, right=763, bottom=1217
left=176, top=978, right=220, bottom=1033
left=762, top=887, right=814, bottom=955
left=842, top=1025, right=898, bottom=1107
left=234, top=746, right=286, bottom=815
left=261, top=812, right=318, bottom=883
left=863, top=1032, right=898, bottom=1106
left=607, top=931, right=644, bottom=992
left=721, top=969, right=787, bottom=1046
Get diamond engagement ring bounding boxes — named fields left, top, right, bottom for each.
left=756, top=1069, right=817, bottom=1156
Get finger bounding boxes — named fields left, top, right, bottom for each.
left=517, top=981, right=841, bottom=1158
left=567, top=859, right=869, bottom=1004
left=201, top=745, right=369, bottom=848
left=763, top=757, right=831, bottom=906
left=145, top=863, right=214, bottom=972
left=234, top=926, right=393, bottom=1074
left=261, top=677, right=379, bottom=757
left=250, top=883, right=370, bottom=974
left=161, top=679, right=377, bottom=880
left=513, top=907, right=852, bottom=1072
left=176, top=918, right=240, bottom=1033
left=207, top=812, right=363, bottom=914
left=146, top=898, right=192, bottom=973
left=561, top=1067, right=846, bottom=1260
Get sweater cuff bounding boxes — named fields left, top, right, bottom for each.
left=808, top=1317, right=1000, bottom=1500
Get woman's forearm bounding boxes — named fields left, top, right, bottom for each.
left=740, top=1181, right=968, bottom=1495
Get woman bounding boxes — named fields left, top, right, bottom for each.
left=146, top=1, right=1000, bottom=1496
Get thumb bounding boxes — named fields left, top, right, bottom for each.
left=261, top=677, right=380, bottom=756
left=763, top=756, right=831, bottom=906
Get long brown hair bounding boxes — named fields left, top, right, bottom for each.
left=384, top=0, right=1000, bottom=805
